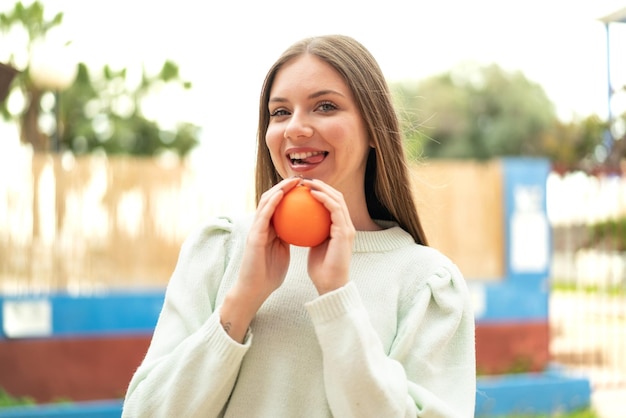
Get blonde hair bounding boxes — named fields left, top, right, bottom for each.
left=255, top=35, right=427, bottom=245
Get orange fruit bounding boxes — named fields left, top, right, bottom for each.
left=272, top=185, right=331, bottom=247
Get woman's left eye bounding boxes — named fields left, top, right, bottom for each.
left=317, top=101, right=337, bottom=112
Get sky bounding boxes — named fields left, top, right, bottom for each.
left=2, top=0, right=626, bottom=165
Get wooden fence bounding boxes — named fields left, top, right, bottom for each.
left=0, top=152, right=505, bottom=293
left=0, top=152, right=254, bottom=292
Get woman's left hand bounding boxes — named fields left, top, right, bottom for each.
left=300, top=179, right=355, bottom=295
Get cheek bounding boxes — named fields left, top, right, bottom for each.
left=326, top=120, right=367, bottom=155
left=323, top=123, right=351, bottom=148
left=265, top=125, right=285, bottom=168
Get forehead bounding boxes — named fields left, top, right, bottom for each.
left=270, top=54, right=349, bottom=95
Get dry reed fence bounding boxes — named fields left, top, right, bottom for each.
left=0, top=152, right=506, bottom=294
left=0, top=151, right=257, bottom=293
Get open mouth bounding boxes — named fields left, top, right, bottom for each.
left=288, top=151, right=328, bottom=165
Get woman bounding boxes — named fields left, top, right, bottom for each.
left=123, top=34, right=476, bottom=417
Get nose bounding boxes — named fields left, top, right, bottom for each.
left=284, top=110, right=314, bottom=141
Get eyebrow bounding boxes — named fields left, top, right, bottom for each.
left=269, top=89, right=346, bottom=103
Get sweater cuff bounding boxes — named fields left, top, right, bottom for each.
left=305, top=281, right=363, bottom=324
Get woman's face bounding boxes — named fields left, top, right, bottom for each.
left=265, top=54, right=372, bottom=197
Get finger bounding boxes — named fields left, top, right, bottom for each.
left=259, top=177, right=301, bottom=204
left=299, top=179, right=344, bottom=202
left=256, top=178, right=301, bottom=218
left=253, top=177, right=304, bottom=238
left=302, top=182, right=354, bottom=234
left=300, top=179, right=349, bottom=214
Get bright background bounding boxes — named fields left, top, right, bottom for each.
left=2, top=0, right=626, bottom=184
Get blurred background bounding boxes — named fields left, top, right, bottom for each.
left=1, top=1, right=626, bottom=417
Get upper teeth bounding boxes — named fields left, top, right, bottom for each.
left=289, top=151, right=324, bottom=160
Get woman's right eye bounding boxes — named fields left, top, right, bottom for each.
left=270, top=108, right=290, bottom=117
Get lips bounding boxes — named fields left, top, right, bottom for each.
left=288, top=150, right=328, bottom=166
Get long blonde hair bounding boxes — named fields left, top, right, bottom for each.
left=255, top=35, right=427, bottom=245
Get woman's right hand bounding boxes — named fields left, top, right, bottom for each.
left=219, top=177, right=301, bottom=342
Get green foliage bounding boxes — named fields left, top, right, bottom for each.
left=551, top=281, right=625, bottom=296
left=59, top=62, right=199, bottom=156
left=0, top=1, right=62, bottom=44
left=488, top=408, right=599, bottom=418
left=390, top=63, right=613, bottom=169
left=0, top=1, right=63, bottom=121
left=392, top=63, right=557, bottom=160
left=0, top=388, right=74, bottom=409
left=506, top=356, right=534, bottom=375
left=541, top=115, right=607, bottom=172
left=1, top=0, right=199, bottom=156
left=393, top=67, right=615, bottom=170
left=0, top=388, right=35, bottom=407
left=587, top=217, right=626, bottom=252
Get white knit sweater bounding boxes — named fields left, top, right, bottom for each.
left=122, top=216, right=476, bottom=417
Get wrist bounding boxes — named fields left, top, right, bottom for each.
left=219, top=285, right=264, bottom=343
left=314, top=276, right=349, bottom=295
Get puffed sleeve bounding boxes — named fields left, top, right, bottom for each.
left=306, top=257, right=476, bottom=418
left=394, top=262, right=476, bottom=417
left=122, top=217, right=251, bottom=418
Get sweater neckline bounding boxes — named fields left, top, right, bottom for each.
left=353, top=221, right=415, bottom=253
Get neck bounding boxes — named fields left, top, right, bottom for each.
left=344, top=192, right=382, bottom=231
left=352, top=213, right=383, bottom=231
